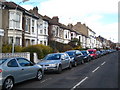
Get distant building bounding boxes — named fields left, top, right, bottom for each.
left=88, top=28, right=96, bottom=48
left=72, top=22, right=89, bottom=48
left=48, top=16, right=71, bottom=44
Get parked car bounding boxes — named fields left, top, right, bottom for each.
left=38, top=53, right=72, bottom=74
left=87, top=49, right=97, bottom=60
left=100, top=50, right=105, bottom=56
left=65, top=50, right=84, bottom=67
left=0, top=57, right=44, bottom=90
left=96, top=51, right=102, bottom=58
left=81, top=50, right=91, bottom=62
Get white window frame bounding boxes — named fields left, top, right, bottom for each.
left=9, top=10, right=22, bottom=30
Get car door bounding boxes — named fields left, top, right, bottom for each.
left=61, top=54, right=67, bottom=69
left=16, top=58, right=37, bottom=81
left=64, top=53, right=70, bottom=68
left=6, top=59, right=23, bottom=83
left=75, top=51, right=84, bottom=63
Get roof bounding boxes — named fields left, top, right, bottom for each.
left=3, top=2, right=38, bottom=19
left=43, top=15, right=51, bottom=22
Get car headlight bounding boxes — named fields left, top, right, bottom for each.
left=49, top=64, right=57, bottom=67
left=84, top=56, right=87, bottom=59
left=71, top=57, right=74, bottom=60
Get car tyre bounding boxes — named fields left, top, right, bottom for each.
left=36, top=70, right=43, bottom=81
left=81, top=60, right=84, bottom=64
left=74, top=61, right=77, bottom=67
left=3, top=77, right=14, bottom=90
left=68, top=63, right=72, bottom=69
left=87, top=58, right=90, bottom=62
left=57, top=65, right=62, bottom=74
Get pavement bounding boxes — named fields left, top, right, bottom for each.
left=14, top=51, right=119, bottom=89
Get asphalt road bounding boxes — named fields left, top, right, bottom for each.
left=14, top=51, right=119, bottom=89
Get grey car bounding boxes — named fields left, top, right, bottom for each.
left=38, top=53, right=72, bottom=73
left=0, top=57, right=44, bottom=90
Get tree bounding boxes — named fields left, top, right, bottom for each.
left=68, top=38, right=82, bottom=48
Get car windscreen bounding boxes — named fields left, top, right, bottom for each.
left=81, top=51, right=87, bottom=55
left=43, top=54, right=61, bottom=60
left=0, top=59, right=7, bottom=65
left=88, top=51, right=94, bottom=54
left=66, top=52, right=75, bottom=56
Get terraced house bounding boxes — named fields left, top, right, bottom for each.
left=88, top=28, right=97, bottom=48
left=72, top=22, right=89, bottom=48
left=29, top=7, right=49, bottom=46
left=48, top=16, right=71, bottom=44
left=0, top=1, right=5, bottom=52
left=2, top=2, right=24, bottom=46
left=2, top=2, right=49, bottom=47
left=0, top=1, right=113, bottom=49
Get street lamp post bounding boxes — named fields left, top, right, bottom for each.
left=12, top=0, right=29, bottom=54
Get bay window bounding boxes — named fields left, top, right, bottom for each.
left=9, top=11, right=21, bottom=30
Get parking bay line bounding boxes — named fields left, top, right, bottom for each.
left=92, top=66, right=100, bottom=73
left=71, top=77, right=88, bottom=90
left=40, top=78, right=52, bottom=83
left=101, top=61, right=106, bottom=66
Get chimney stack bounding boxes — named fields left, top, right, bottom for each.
left=77, top=22, right=81, bottom=24
left=33, top=6, right=38, bottom=15
left=52, top=16, right=59, bottom=23
left=68, top=24, right=73, bottom=29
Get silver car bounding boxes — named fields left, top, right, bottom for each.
left=0, top=57, right=44, bottom=90
left=38, top=53, right=72, bottom=73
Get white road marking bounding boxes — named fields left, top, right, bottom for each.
left=92, top=66, right=100, bottom=73
left=101, top=61, right=106, bottom=66
left=40, top=78, right=52, bottom=83
left=71, top=77, right=88, bottom=90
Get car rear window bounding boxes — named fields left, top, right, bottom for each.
left=0, top=59, right=7, bottom=65
left=81, top=51, right=87, bottom=55
left=43, top=54, right=61, bottom=60
left=66, top=52, right=75, bottom=56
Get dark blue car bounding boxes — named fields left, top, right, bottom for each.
left=65, top=50, right=84, bottom=67
left=81, top=50, right=91, bottom=62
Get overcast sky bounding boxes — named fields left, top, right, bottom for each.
left=7, top=0, right=119, bottom=43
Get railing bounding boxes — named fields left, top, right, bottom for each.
left=0, top=52, right=30, bottom=60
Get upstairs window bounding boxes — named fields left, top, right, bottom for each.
left=32, top=20, right=35, bottom=33
left=9, top=11, right=21, bottom=29
left=25, top=18, right=30, bottom=32
left=44, top=28, right=46, bottom=35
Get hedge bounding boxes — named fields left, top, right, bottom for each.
left=22, top=44, right=53, bottom=60
left=2, top=44, right=22, bottom=53
left=49, top=41, right=73, bottom=52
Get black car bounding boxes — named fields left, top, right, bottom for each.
left=65, top=50, right=84, bottom=67
left=81, top=50, right=91, bottom=62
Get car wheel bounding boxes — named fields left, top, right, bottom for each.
left=68, top=63, right=72, bottom=69
left=87, top=58, right=90, bottom=62
left=57, top=65, right=62, bottom=74
left=81, top=60, right=84, bottom=64
left=74, top=61, right=77, bottom=67
left=36, top=70, right=43, bottom=81
left=3, top=77, right=14, bottom=90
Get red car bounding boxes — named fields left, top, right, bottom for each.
left=87, top=49, right=97, bottom=60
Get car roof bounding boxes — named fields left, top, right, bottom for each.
left=66, top=50, right=79, bottom=52
left=0, top=57, right=26, bottom=60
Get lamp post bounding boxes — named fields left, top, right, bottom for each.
left=12, top=0, right=29, bottom=54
